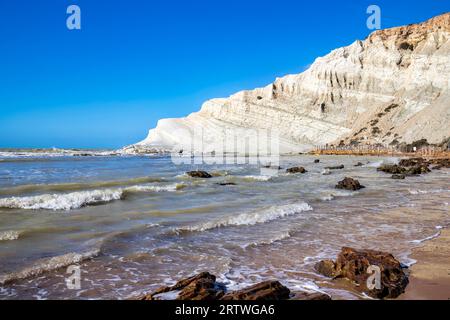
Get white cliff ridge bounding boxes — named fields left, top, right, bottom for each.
left=129, top=13, right=450, bottom=154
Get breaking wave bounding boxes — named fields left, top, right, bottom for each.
left=176, top=202, right=313, bottom=233
left=0, top=230, right=21, bottom=241
left=0, top=189, right=123, bottom=211
left=0, top=183, right=185, bottom=211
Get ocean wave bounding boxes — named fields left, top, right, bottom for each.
left=0, top=230, right=21, bottom=241
left=0, top=250, right=99, bottom=285
left=176, top=202, right=313, bottom=233
left=0, top=176, right=164, bottom=196
left=0, top=189, right=123, bottom=211
left=0, top=182, right=185, bottom=211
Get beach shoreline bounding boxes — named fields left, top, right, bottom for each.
left=400, top=229, right=450, bottom=300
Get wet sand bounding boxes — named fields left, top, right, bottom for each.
left=401, top=229, right=450, bottom=300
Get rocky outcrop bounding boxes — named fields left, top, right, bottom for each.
left=315, top=247, right=409, bottom=299
left=130, top=13, right=450, bottom=155
left=138, top=272, right=329, bottom=301
left=376, top=157, right=448, bottom=177
left=335, top=177, right=365, bottom=191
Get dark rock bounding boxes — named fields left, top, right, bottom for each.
left=325, top=165, right=345, bottom=170
left=217, top=182, right=237, bottom=186
left=221, top=281, right=290, bottom=301
left=335, top=177, right=365, bottom=191
left=186, top=171, right=213, bottom=178
left=291, top=291, right=332, bottom=300
left=354, top=162, right=364, bottom=167
left=286, top=167, right=307, bottom=174
left=140, top=272, right=225, bottom=300
left=314, top=159, right=320, bottom=163
left=314, top=247, right=409, bottom=299
left=392, top=174, right=406, bottom=180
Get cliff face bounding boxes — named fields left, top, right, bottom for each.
left=131, top=13, right=450, bottom=154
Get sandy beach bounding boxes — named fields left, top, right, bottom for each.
left=401, top=229, right=450, bottom=300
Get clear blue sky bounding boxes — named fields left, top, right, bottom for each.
left=0, top=0, right=448, bottom=149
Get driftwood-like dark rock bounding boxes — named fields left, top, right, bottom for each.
left=315, top=247, right=409, bottom=299
left=186, top=171, right=213, bottom=178
left=325, top=165, right=345, bottom=170
left=314, top=159, right=320, bottom=163
left=391, top=174, right=406, bottom=180
left=335, top=177, right=365, bottom=191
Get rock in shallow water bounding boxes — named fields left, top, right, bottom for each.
left=286, top=167, right=307, bottom=174
left=335, top=177, right=365, bottom=191
left=392, top=174, right=406, bottom=180
left=314, top=247, right=409, bottom=299
left=186, top=171, right=213, bottom=178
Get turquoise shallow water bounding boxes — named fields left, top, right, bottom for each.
left=0, top=152, right=448, bottom=299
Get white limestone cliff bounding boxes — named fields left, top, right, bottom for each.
left=127, top=13, right=450, bottom=155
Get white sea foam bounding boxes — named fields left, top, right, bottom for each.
left=0, top=249, right=99, bottom=285
left=178, top=202, right=313, bottom=233
left=320, top=195, right=335, bottom=201
left=410, top=226, right=444, bottom=244
left=242, top=175, right=273, bottom=182
left=244, top=231, right=293, bottom=248
left=0, top=230, right=21, bottom=241
left=125, top=183, right=185, bottom=193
